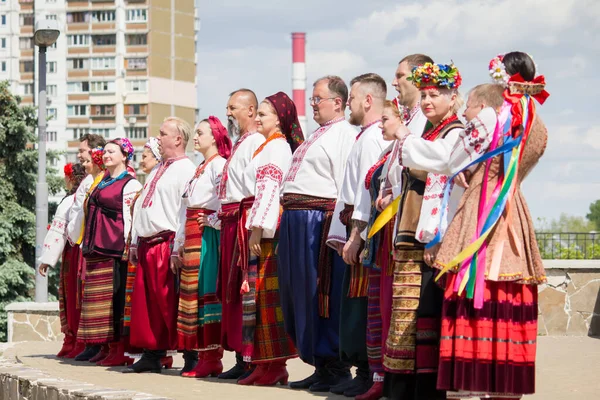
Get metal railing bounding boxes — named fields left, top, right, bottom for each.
left=535, top=232, right=600, bottom=260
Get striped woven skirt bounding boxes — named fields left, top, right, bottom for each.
left=242, top=238, right=297, bottom=363
left=59, top=243, right=82, bottom=337
left=438, top=273, right=538, bottom=398
left=78, top=256, right=125, bottom=344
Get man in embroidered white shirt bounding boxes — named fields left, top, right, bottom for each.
left=125, top=117, right=196, bottom=374
left=278, top=76, right=354, bottom=392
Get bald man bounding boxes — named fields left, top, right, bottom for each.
left=216, top=89, right=266, bottom=380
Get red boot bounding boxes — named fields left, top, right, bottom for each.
left=57, top=335, right=75, bottom=358
left=161, top=356, right=173, bottom=369
left=189, top=348, right=224, bottom=378
left=99, top=341, right=134, bottom=367
left=65, top=341, right=85, bottom=359
left=254, top=361, right=289, bottom=386
left=182, top=351, right=204, bottom=378
left=89, top=344, right=109, bottom=363
left=355, top=381, right=384, bottom=400
left=97, top=342, right=118, bottom=365
left=237, top=363, right=268, bottom=385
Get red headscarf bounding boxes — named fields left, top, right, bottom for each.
left=265, top=91, right=304, bottom=153
left=207, top=116, right=232, bottom=159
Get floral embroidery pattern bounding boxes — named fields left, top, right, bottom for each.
left=248, top=163, right=283, bottom=228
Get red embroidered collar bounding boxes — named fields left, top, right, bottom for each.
left=356, top=119, right=382, bottom=141
left=422, top=115, right=458, bottom=142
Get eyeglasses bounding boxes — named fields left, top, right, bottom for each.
left=309, top=96, right=337, bottom=105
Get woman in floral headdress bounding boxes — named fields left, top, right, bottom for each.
left=431, top=52, right=548, bottom=400
left=38, top=163, right=86, bottom=358
left=234, top=92, right=303, bottom=386
left=382, top=62, right=465, bottom=400
left=76, top=139, right=142, bottom=363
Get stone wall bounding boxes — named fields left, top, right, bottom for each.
left=538, top=260, right=600, bottom=336
left=5, top=303, right=62, bottom=343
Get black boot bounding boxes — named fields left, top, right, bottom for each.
left=122, top=350, right=165, bottom=374
left=289, top=369, right=321, bottom=390
left=310, top=359, right=352, bottom=392
left=342, top=364, right=370, bottom=397
left=217, top=351, right=248, bottom=380
left=180, top=350, right=198, bottom=375
left=74, top=345, right=101, bottom=362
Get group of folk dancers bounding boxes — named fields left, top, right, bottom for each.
left=39, top=51, right=549, bottom=400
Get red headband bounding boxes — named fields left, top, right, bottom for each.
left=207, top=116, right=232, bottom=159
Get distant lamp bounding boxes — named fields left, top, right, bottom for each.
left=34, top=20, right=60, bottom=47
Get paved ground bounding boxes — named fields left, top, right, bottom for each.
left=3, top=336, right=600, bottom=400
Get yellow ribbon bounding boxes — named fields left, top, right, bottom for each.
left=367, top=195, right=401, bottom=239
left=76, top=173, right=104, bottom=245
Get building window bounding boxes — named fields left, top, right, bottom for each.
left=126, top=57, right=146, bottom=70
left=126, top=79, right=147, bottom=93
left=20, top=13, right=34, bottom=26
left=19, top=60, right=34, bottom=73
left=47, top=108, right=57, bottom=120
left=47, top=84, right=57, bottom=96
left=47, top=131, right=57, bottom=142
left=46, top=14, right=57, bottom=20
left=69, top=58, right=89, bottom=70
left=90, top=81, right=115, bottom=93
left=91, top=10, right=115, bottom=22
left=20, top=37, right=33, bottom=49
left=20, top=83, right=33, bottom=95
left=90, top=128, right=114, bottom=138
left=126, top=9, right=147, bottom=22
left=91, top=104, right=115, bottom=116
left=91, top=57, right=115, bottom=70
left=1, top=38, right=5, bottom=49
left=67, top=12, right=89, bottom=24
left=93, top=34, right=116, bottom=46
left=67, top=34, right=90, bottom=47
left=126, top=34, right=147, bottom=46
left=68, top=127, right=89, bottom=140
left=1, top=16, right=6, bottom=26
left=47, top=61, right=57, bottom=73
left=67, top=81, right=90, bottom=93
left=125, top=104, right=147, bottom=116
left=67, top=105, right=88, bottom=116
left=126, top=126, right=147, bottom=139
left=1, top=61, right=5, bottom=72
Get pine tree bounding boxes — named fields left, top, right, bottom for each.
left=0, top=80, right=62, bottom=340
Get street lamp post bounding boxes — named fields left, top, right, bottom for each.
left=34, top=20, right=60, bottom=303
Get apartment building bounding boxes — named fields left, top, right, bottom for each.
left=0, top=0, right=198, bottom=187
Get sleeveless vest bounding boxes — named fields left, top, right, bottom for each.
left=82, top=174, right=134, bottom=258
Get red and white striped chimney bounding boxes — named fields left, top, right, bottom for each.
left=292, top=32, right=307, bottom=135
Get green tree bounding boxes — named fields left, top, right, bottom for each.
left=586, top=200, right=600, bottom=231
left=0, top=81, right=62, bottom=340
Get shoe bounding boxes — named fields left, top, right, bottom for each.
left=218, top=354, right=248, bottom=380
left=74, top=345, right=101, bottom=362
left=160, top=356, right=173, bottom=369
left=237, top=366, right=254, bottom=381
left=184, top=348, right=223, bottom=378
left=56, top=335, right=75, bottom=358
left=254, top=361, right=289, bottom=386
left=289, top=370, right=320, bottom=389
left=330, top=375, right=359, bottom=395
left=342, top=375, right=370, bottom=397
left=122, top=354, right=162, bottom=374
left=89, top=344, right=109, bottom=363
left=237, top=363, right=268, bottom=385
left=99, top=341, right=134, bottom=367
left=180, top=350, right=199, bottom=376
left=65, top=341, right=85, bottom=359
left=309, top=372, right=352, bottom=393
left=355, top=381, right=383, bottom=400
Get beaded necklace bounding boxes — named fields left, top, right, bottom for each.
left=422, top=114, right=458, bottom=142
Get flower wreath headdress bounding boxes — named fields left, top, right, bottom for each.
left=64, top=163, right=74, bottom=179
left=90, top=146, right=105, bottom=169
left=408, top=62, right=462, bottom=90
left=489, top=54, right=510, bottom=85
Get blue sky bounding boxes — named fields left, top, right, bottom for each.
left=195, top=0, right=600, bottom=224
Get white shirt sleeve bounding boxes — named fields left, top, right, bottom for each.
left=122, top=179, right=142, bottom=245
left=326, top=199, right=348, bottom=247
left=67, top=175, right=92, bottom=245
left=351, top=134, right=386, bottom=223
left=39, top=195, right=74, bottom=266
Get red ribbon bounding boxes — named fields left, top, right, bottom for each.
left=505, top=73, right=550, bottom=105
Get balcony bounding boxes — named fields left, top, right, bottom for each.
left=68, top=94, right=90, bottom=101
left=68, top=117, right=89, bottom=125
left=67, top=1, right=91, bottom=9
left=67, top=23, right=90, bottom=32
left=91, top=69, right=116, bottom=77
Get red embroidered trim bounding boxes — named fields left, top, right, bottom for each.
left=356, top=119, right=381, bottom=141
left=252, top=133, right=285, bottom=158
left=218, top=131, right=255, bottom=200
left=422, top=115, right=458, bottom=141
left=248, top=163, right=284, bottom=228
left=365, top=152, right=390, bottom=190
left=141, top=156, right=187, bottom=208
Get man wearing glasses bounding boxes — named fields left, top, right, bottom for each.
left=278, top=76, right=355, bottom=392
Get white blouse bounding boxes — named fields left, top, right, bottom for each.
left=399, top=107, right=499, bottom=243
left=217, top=131, right=266, bottom=204
left=67, top=174, right=94, bottom=245
left=283, top=118, right=355, bottom=199
left=241, top=137, right=292, bottom=239
left=131, top=157, right=196, bottom=246
left=173, top=156, right=226, bottom=252
left=39, top=194, right=75, bottom=266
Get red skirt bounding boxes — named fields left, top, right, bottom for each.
left=437, top=273, right=538, bottom=397
left=130, top=231, right=178, bottom=351
left=59, top=243, right=82, bottom=337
